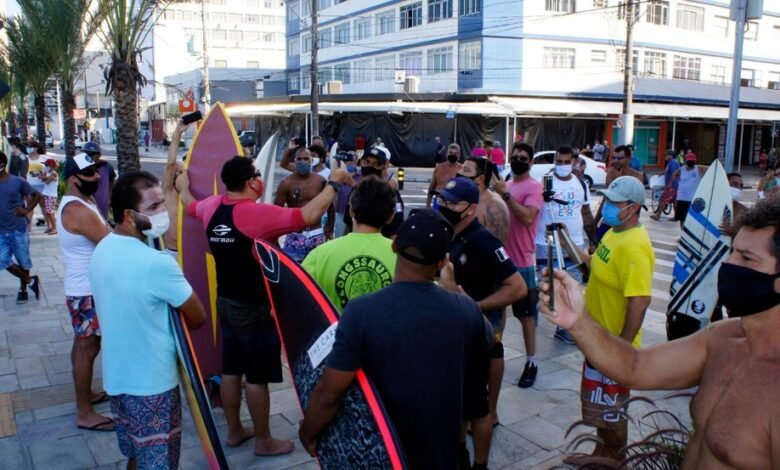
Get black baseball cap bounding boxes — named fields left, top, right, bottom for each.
left=436, top=177, right=479, bottom=204
left=363, top=147, right=387, bottom=165
left=395, top=209, right=454, bottom=265
left=64, top=153, right=97, bottom=178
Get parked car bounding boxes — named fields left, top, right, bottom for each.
left=238, top=130, right=256, bottom=148
left=45, top=134, right=53, bottom=148
left=59, top=135, right=85, bottom=150
left=501, top=151, right=607, bottom=188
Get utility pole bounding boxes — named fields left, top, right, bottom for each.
left=724, top=0, right=749, bottom=172
left=310, top=0, right=319, bottom=139
left=55, top=79, right=63, bottom=141
left=618, top=0, right=635, bottom=147
left=201, top=0, right=211, bottom=112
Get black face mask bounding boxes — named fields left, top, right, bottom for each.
left=717, top=262, right=780, bottom=317
left=360, top=166, right=382, bottom=178
left=686, top=161, right=695, bottom=168
left=457, top=173, right=477, bottom=181
left=511, top=160, right=529, bottom=175
left=75, top=175, right=99, bottom=196
left=437, top=205, right=468, bottom=227
left=447, top=154, right=459, bottom=164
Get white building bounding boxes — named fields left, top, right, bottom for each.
left=265, top=0, right=780, bottom=168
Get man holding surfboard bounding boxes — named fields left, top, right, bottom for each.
left=540, top=195, right=780, bottom=469
left=176, top=156, right=352, bottom=458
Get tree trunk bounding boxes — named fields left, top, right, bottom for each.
left=18, top=108, right=29, bottom=142
left=113, top=68, right=140, bottom=173
left=34, top=94, right=46, bottom=145
left=1, top=121, right=6, bottom=139
left=7, top=112, right=17, bottom=137
left=62, top=88, right=77, bottom=159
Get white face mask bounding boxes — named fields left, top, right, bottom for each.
left=729, top=187, right=742, bottom=201
left=27, top=148, right=36, bottom=155
left=555, top=164, right=573, bottom=178
left=137, top=211, right=170, bottom=239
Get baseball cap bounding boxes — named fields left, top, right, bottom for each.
left=598, top=176, right=646, bottom=205
left=363, top=147, right=387, bottom=164
left=685, top=152, right=697, bottom=162
left=436, top=177, right=479, bottom=205
left=395, top=208, right=454, bottom=265
left=665, top=149, right=675, bottom=157
left=64, top=153, right=97, bottom=178
left=82, top=141, right=102, bottom=155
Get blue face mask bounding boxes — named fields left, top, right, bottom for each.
left=602, top=200, right=630, bottom=227
left=346, top=165, right=356, bottom=173
left=295, top=161, right=311, bottom=176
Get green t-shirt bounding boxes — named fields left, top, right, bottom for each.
left=303, top=232, right=396, bottom=314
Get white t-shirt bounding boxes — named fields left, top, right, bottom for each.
left=27, top=156, right=47, bottom=192
left=42, top=163, right=58, bottom=197
left=534, top=174, right=590, bottom=256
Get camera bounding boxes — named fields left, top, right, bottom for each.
left=543, top=174, right=554, bottom=192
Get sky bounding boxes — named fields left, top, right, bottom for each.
left=5, top=1, right=20, bottom=17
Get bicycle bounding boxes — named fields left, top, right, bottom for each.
left=649, top=175, right=673, bottom=215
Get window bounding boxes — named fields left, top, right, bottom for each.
left=672, top=55, right=701, bottom=80
left=428, top=0, right=453, bottom=22
left=428, top=46, right=454, bottom=74
left=593, top=0, right=607, bottom=7
left=318, top=66, right=332, bottom=84
left=229, top=13, right=243, bottom=24
left=288, top=38, right=300, bottom=57
left=287, top=2, right=299, bottom=21
left=210, top=29, right=227, bottom=41
left=318, top=0, right=333, bottom=9
left=713, top=15, right=729, bottom=37
left=260, top=14, right=274, bottom=25
left=302, top=33, right=312, bottom=53
left=617, top=1, right=640, bottom=21
left=301, top=67, right=311, bottom=89
left=740, top=68, right=760, bottom=87
left=376, top=10, right=395, bottom=35
left=460, top=0, right=481, bottom=16
left=245, top=14, right=260, bottom=24
left=211, top=12, right=226, bottom=23
left=745, top=21, right=759, bottom=41
left=591, top=49, right=607, bottom=63
left=375, top=55, right=395, bottom=80
left=644, top=51, right=666, bottom=77
left=543, top=47, right=575, bottom=69
left=318, top=29, right=332, bottom=48
left=163, top=9, right=176, bottom=20
left=179, top=10, right=194, bottom=22
left=616, top=48, right=638, bottom=73
left=214, top=59, right=228, bottom=67
left=247, top=61, right=259, bottom=68
left=768, top=71, right=780, bottom=90
left=354, top=18, right=371, bottom=40
left=227, top=30, right=243, bottom=41
left=244, top=31, right=260, bottom=41
left=354, top=59, right=372, bottom=83
left=459, top=41, right=481, bottom=71
left=288, top=72, right=300, bottom=90
left=676, top=4, right=704, bottom=32
left=302, top=0, right=311, bottom=18
left=400, top=3, right=423, bottom=29
left=645, top=1, right=668, bottom=25
left=334, top=63, right=351, bottom=84
left=711, top=65, right=726, bottom=84
left=334, top=23, right=350, bottom=45
left=264, top=0, right=273, bottom=7
left=399, top=51, right=423, bottom=76
left=545, top=0, right=574, bottom=13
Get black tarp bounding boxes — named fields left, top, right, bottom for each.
left=520, top=118, right=605, bottom=153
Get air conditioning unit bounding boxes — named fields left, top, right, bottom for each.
left=326, top=80, right=343, bottom=94
left=404, top=76, right=420, bottom=93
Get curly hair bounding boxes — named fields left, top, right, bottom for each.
left=735, top=194, right=780, bottom=267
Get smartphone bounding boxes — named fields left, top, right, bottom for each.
left=543, top=174, right=553, bottom=192
left=182, top=111, right=203, bottom=125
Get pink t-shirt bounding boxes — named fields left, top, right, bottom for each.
left=490, top=148, right=505, bottom=166
left=472, top=148, right=487, bottom=158
left=187, top=195, right=306, bottom=241
left=505, top=177, right=544, bottom=267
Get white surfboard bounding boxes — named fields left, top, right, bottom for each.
left=253, top=131, right=280, bottom=203
left=666, top=160, right=732, bottom=340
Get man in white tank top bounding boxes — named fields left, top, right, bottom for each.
left=668, top=152, right=707, bottom=229
left=57, top=154, right=113, bottom=432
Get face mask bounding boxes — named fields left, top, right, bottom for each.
left=27, top=148, right=35, bottom=155
left=295, top=161, right=311, bottom=176
left=555, top=164, right=573, bottom=178
left=250, top=179, right=265, bottom=198
left=360, top=166, right=382, bottom=178
left=457, top=173, right=477, bottom=181
left=346, top=165, right=356, bottom=173
left=447, top=154, right=459, bottom=164
left=75, top=175, right=99, bottom=197
left=686, top=161, right=695, bottom=168
left=135, top=211, right=170, bottom=239
left=437, top=205, right=468, bottom=227
left=510, top=159, right=529, bottom=175
left=717, top=263, right=780, bottom=317
left=729, top=187, right=742, bottom=200
left=602, top=200, right=630, bottom=227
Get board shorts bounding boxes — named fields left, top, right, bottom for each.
left=110, top=386, right=182, bottom=469
left=43, top=196, right=57, bottom=215
left=218, top=297, right=282, bottom=384
left=511, top=266, right=538, bottom=322
left=675, top=200, right=691, bottom=222
left=66, top=295, right=101, bottom=338
left=0, top=229, right=32, bottom=270
left=283, top=228, right=326, bottom=263
left=580, top=361, right=630, bottom=428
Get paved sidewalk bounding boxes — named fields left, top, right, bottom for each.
left=0, top=214, right=692, bottom=469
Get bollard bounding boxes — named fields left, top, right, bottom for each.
left=397, top=167, right=405, bottom=190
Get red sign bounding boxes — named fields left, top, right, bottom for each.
left=73, top=108, right=86, bottom=119
left=178, top=89, right=196, bottom=113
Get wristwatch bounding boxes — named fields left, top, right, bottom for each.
left=327, top=181, right=342, bottom=192
left=501, top=192, right=511, bottom=201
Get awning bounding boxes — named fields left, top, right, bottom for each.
left=226, top=100, right=515, bottom=117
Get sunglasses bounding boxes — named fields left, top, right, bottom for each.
left=78, top=167, right=97, bottom=177
left=613, top=156, right=627, bottom=161
left=510, top=156, right=530, bottom=162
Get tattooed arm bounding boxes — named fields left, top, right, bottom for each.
left=483, top=196, right=509, bottom=244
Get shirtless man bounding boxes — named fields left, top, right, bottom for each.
left=161, top=120, right=192, bottom=258
left=592, top=145, right=644, bottom=245
left=540, top=196, right=780, bottom=469
left=274, top=147, right=334, bottom=261
left=459, top=156, right=508, bottom=243
left=427, top=143, right=463, bottom=207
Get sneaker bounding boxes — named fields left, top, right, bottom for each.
left=28, top=275, right=40, bottom=300
left=553, top=327, right=576, bottom=345
left=16, top=290, right=28, bottom=304
left=517, top=361, right=538, bottom=388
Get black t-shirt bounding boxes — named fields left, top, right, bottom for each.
left=449, top=220, right=517, bottom=314
left=327, top=281, right=488, bottom=470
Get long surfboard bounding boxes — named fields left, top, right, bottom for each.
left=253, top=240, right=408, bottom=470
left=253, top=131, right=280, bottom=203
left=666, top=161, right=732, bottom=340
left=178, top=103, right=244, bottom=393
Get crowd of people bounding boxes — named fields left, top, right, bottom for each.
left=0, top=127, right=778, bottom=470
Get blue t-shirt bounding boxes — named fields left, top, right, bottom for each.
left=0, top=175, right=35, bottom=233
left=629, top=156, right=643, bottom=172
left=90, top=233, right=193, bottom=396
left=664, top=159, right=680, bottom=189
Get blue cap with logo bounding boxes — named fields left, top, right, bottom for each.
left=436, top=176, right=480, bottom=204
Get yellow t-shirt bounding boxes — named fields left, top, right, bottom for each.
left=585, top=225, right=654, bottom=348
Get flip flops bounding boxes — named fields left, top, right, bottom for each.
left=78, top=418, right=115, bottom=432
left=91, top=391, right=109, bottom=405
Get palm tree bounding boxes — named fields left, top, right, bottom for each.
left=98, top=0, right=170, bottom=172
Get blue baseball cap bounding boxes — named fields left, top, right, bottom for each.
left=436, top=177, right=480, bottom=204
